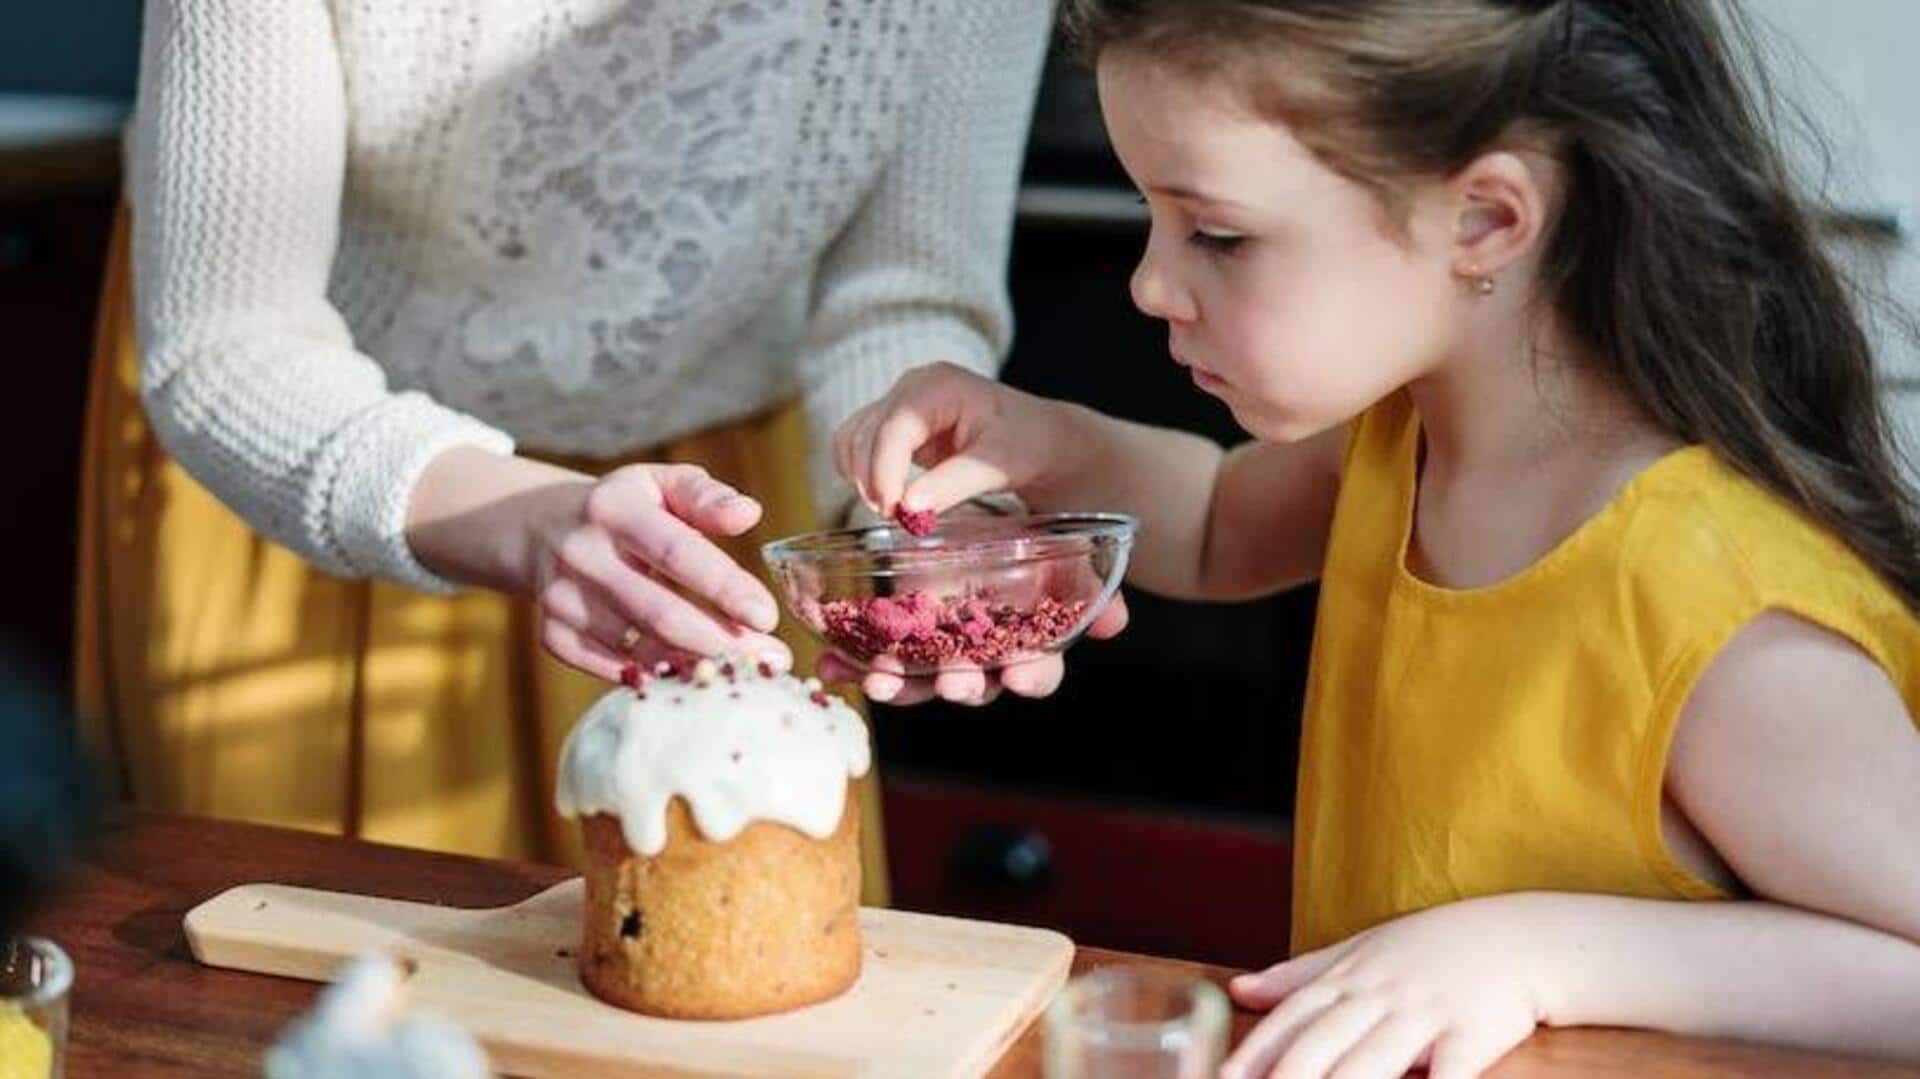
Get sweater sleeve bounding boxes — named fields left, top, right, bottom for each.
left=127, top=0, right=516, bottom=593
left=795, top=0, right=1055, bottom=524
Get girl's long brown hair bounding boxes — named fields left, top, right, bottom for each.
left=1066, top=0, right=1920, bottom=613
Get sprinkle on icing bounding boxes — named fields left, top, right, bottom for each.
left=556, top=656, right=871, bottom=855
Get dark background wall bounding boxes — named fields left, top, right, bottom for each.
left=0, top=3, right=142, bottom=98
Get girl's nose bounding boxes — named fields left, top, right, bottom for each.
left=1129, top=246, right=1196, bottom=324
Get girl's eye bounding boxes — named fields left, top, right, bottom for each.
left=1189, top=231, right=1246, bottom=254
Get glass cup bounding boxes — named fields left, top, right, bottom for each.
left=1045, top=966, right=1228, bottom=1079
left=0, top=936, right=71, bottom=1079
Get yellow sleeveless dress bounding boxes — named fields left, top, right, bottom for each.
left=73, top=210, right=888, bottom=903
left=1293, top=391, right=1919, bottom=953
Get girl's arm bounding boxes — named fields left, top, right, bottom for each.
left=1541, top=611, right=1920, bottom=1055
left=1225, top=612, right=1920, bottom=1077
left=1036, top=403, right=1346, bottom=600
left=839, top=365, right=1346, bottom=603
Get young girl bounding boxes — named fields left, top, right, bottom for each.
left=832, top=0, right=1920, bottom=1075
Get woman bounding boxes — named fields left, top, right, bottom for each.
left=75, top=0, right=1054, bottom=900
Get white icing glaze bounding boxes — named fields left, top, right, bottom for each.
left=555, top=659, right=871, bottom=856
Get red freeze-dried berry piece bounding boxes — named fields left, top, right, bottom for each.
left=812, top=590, right=1089, bottom=668
left=893, top=504, right=938, bottom=536
left=619, top=663, right=643, bottom=689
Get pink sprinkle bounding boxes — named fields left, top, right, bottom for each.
left=894, top=504, right=938, bottom=537
left=756, top=660, right=776, bottom=679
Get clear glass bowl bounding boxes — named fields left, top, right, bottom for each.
left=761, top=513, right=1136, bottom=677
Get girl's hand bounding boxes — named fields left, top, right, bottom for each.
left=828, top=363, right=1125, bottom=704
left=524, top=463, right=790, bottom=681
left=1224, top=897, right=1548, bottom=1079
left=833, top=361, right=1072, bottom=522
left=816, top=589, right=1129, bottom=706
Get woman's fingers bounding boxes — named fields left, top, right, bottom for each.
left=558, top=528, right=786, bottom=661
left=651, top=464, right=763, bottom=537
left=591, top=501, right=778, bottom=633
left=536, top=618, right=630, bottom=683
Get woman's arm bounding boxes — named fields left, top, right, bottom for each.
left=795, top=0, right=1054, bottom=526
left=130, top=0, right=512, bottom=592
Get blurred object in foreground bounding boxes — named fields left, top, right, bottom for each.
left=264, top=954, right=490, bottom=1079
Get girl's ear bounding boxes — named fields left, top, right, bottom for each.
left=1449, top=150, right=1551, bottom=278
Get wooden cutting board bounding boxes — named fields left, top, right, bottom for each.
left=184, top=880, right=1073, bottom=1078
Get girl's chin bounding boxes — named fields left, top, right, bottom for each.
left=1225, top=398, right=1320, bottom=443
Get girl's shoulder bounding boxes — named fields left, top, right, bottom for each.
left=1614, top=446, right=1919, bottom=701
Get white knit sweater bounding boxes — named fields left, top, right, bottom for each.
left=127, top=0, right=1051, bottom=592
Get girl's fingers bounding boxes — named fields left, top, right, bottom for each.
left=1328, top=1013, right=1439, bottom=1079
left=998, top=655, right=1065, bottom=698
left=1230, top=944, right=1347, bottom=1009
left=870, top=408, right=936, bottom=515
left=1221, top=984, right=1343, bottom=1079
left=833, top=406, right=871, bottom=498
left=1269, top=997, right=1389, bottom=1079
left=849, top=411, right=884, bottom=511
left=900, top=444, right=1017, bottom=518
left=1427, top=1029, right=1510, bottom=1079
left=1085, top=593, right=1130, bottom=640
left=817, top=651, right=866, bottom=687
left=934, top=667, right=993, bottom=706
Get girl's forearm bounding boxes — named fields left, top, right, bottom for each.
left=1516, top=892, right=1920, bottom=1060
left=1026, top=400, right=1225, bottom=597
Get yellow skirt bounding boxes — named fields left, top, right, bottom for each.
left=73, top=211, right=888, bottom=903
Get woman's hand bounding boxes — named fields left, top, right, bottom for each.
left=407, top=449, right=789, bottom=682
left=1223, top=897, right=1549, bottom=1079
left=829, top=363, right=1126, bottom=705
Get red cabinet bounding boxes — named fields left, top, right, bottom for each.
left=882, top=773, right=1294, bottom=969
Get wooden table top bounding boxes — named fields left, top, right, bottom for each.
left=21, top=810, right=1917, bottom=1077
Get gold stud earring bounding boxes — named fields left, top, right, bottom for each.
left=1458, top=263, right=1496, bottom=296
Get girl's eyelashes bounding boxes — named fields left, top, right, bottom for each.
left=1188, top=230, right=1246, bottom=255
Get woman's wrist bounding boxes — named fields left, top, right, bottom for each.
left=404, top=446, right=591, bottom=595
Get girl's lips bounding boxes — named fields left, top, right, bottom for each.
left=1175, top=351, right=1228, bottom=391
